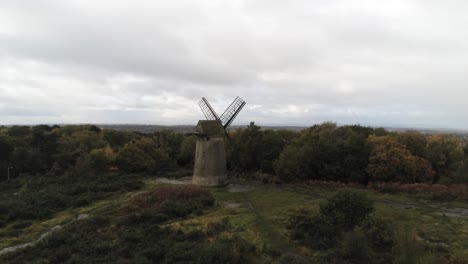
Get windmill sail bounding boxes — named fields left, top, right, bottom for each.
left=219, top=96, right=246, bottom=129
left=198, top=97, right=220, bottom=121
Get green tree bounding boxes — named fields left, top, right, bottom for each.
left=116, top=138, right=172, bottom=173
left=320, top=190, right=374, bottom=231
left=177, top=136, right=197, bottom=166
left=395, top=131, right=427, bottom=158
left=274, top=123, right=372, bottom=182
left=153, top=130, right=185, bottom=160
left=75, top=147, right=116, bottom=174
left=31, top=125, right=59, bottom=170
left=427, top=134, right=464, bottom=183
left=230, top=122, right=264, bottom=171
left=0, top=133, right=14, bottom=162
left=102, top=129, right=138, bottom=148
left=10, top=147, right=44, bottom=174
left=53, top=129, right=107, bottom=173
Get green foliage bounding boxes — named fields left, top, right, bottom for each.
left=274, top=123, right=372, bottom=183
left=360, top=215, right=394, bottom=248
left=102, top=129, right=138, bottom=148
left=0, top=173, right=144, bottom=229
left=395, top=131, right=428, bottom=158
left=122, top=185, right=214, bottom=222
left=206, top=217, right=231, bottom=236
left=287, top=191, right=404, bottom=263
left=177, top=135, right=197, bottom=166
left=0, top=133, right=14, bottom=161
left=230, top=122, right=292, bottom=173
left=0, top=186, right=254, bottom=264
left=319, top=190, right=374, bottom=231
left=289, top=190, right=375, bottom=251
left=427, top=134, right=464, bottom=183
left=273, top=145, right=309, bottom=181
left=290, top=214, right=337, bottom=249
left=453, top=155, right=468, bottom=183
left=116, top=138, right=172, bottom=173
left=10, top=147, right=45, bottom=174
left=153, top=130, right=185, bottom=160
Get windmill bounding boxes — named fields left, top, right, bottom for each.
left=192, top=96, right=246, bottom=186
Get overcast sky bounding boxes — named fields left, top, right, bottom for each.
left=1, top=0, right=468, bottom=129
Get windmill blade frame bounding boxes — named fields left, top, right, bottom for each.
left=219, top=96, right=246, bottom=129
left=198, top=97, right=220, bottom=121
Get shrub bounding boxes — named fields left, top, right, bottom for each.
left=286, top=208, right=314, bottom=229
left=122, top=185, right=214, bottom=222
left=360, top=215, right=394, bottom=248
left=319, top=190, right=374, bottom=231
left=290, top=214, right=338, bottom=249
left=289, top=191, right=375, bottom=251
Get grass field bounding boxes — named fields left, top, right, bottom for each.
left=1, top=177, right=468, bottom=263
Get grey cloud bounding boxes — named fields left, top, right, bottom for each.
left=1, top=0, right=468, bottom=128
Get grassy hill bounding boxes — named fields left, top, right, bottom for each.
left=1, top=176, right=467, bottom=263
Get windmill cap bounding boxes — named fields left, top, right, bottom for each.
left=196, top=120, right=224, bottom=135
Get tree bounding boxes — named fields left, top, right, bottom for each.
left=230, top=122, right=264, bottom=172
left=273, top=145, right=309, bottom=181
left=153, top=130, right=185, bottom=160
left=10, top=147, right=45, bottom=174
left=102, top=129, right=138, bottom=148
left=177, top=136, right=197, bottom=166
left=0, top=133, right=14, bottom=162
left=53, top=129, right=107, bottom=173
left=75, top=146, right=116, bottom=174
left=31, top=125, right=59, bottom=170
left=116, top=143, right=156, bottom=173
left=320, top=190, right=374, bottom=231
left=367, top=135, right=435, bottom=183
left=274, top=123, right=372, bottom=182
left=116, top=138, right=172, bottom=173
left=395, top=131, right=427, bottom=158
left=427, top=135, right=464, bottom=183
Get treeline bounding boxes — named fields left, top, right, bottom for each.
left=0, top=124, right=195, bottom=179
left=0, top=122, right=467, bottom=184
left=228, top=122, right=467, bottom=184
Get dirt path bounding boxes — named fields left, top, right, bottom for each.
left=378, top=199, right=468, bottom=217
left=0, top=214, right=89, bottom=256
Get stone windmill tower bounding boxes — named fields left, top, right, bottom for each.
left=192, top=97, right=246, bottom=186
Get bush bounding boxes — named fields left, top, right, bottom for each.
left=320, top=190, right=374, bottom=231
left=360, top=215, right=394, bottom=248
left=290, top=214, right=338, bottom=249
left=122, top=185, right=214, bottom=223
left=289, top=190, right=376, bottom=252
